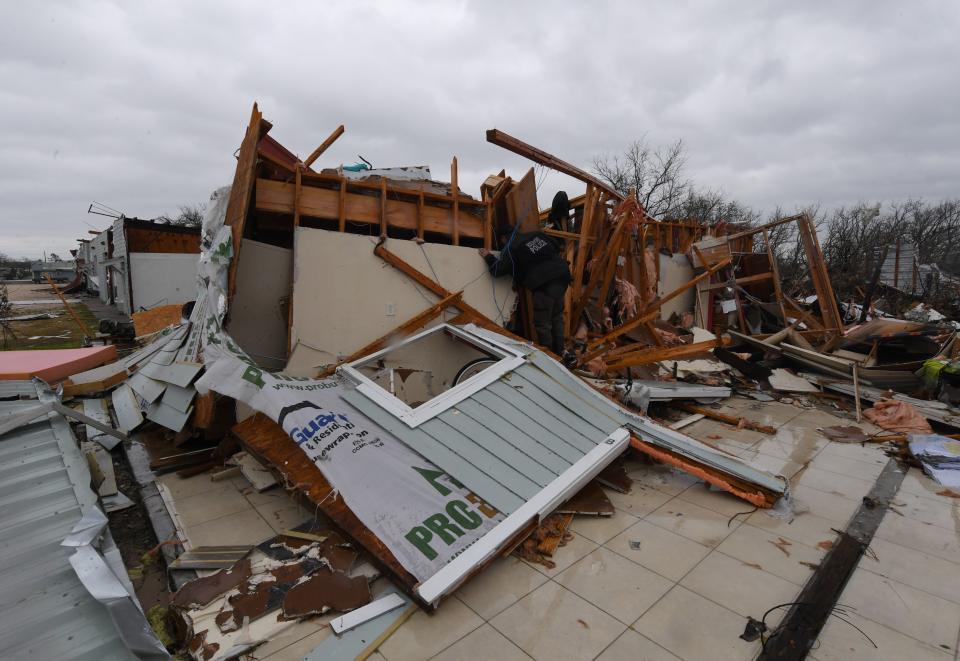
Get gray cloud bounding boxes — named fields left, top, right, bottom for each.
left=1, top=0, right=957, bottom=258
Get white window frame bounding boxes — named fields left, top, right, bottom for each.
left=338, top=323, right=526, bottom=428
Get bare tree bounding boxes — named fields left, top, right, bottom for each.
left=158, top=203, right=205, bottom=227
left=593, top=138, right=692, bottom=217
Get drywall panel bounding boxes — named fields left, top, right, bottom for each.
left=128, top=252, right=198, bottom=312
left=227, top=239, right=292, bottom=370
left=288, top=228, right=517, bottom=373
left=658, top=252, right=695, bottom=320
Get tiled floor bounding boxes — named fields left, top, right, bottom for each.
left=370, top=397, right=960, bottom=661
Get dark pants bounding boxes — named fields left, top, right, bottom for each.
left=532, top=280, right=568, bottom=355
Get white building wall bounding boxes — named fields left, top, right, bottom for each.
left=128, top=253, right=198, bottom=312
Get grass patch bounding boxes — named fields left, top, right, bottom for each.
left=1, top=303, right=100, bottom=350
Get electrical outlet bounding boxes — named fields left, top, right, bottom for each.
left=385, top=302, right=396, bottom=316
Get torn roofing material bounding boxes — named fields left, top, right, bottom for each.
left=0, top=387, right=140, bottom=659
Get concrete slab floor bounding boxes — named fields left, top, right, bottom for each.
left=369, top=398, right=960, bottom=661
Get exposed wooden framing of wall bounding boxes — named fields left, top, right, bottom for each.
left=255, top=176, right=490, bottom=241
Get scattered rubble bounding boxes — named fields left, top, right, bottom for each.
left=4, top=102, right=960, bottom=659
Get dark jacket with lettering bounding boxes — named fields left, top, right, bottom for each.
left=484, top=231, right=572, bottom=291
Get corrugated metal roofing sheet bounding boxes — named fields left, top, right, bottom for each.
left=0, top=396, right=136, bottom=660
left=0, top=380, right=38, bottom=400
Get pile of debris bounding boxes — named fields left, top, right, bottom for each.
left=7, top=102, right=960, bottom=659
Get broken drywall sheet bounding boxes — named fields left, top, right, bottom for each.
left=227, top=239, right=292, bottom=371
left=658, top=252, right=695, bottom=320
left=287, top=228, right=516, bottom=373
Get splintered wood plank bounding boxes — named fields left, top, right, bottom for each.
left=302, top=124, right=345, bottom=168
left=486, top=128, right=622, bottom=200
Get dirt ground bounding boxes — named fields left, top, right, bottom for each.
left=2, top=282, right=99, bottom=350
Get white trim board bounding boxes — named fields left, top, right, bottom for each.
left=415, top=428, right=630, bottom=606
left=340, top=323, right=526, bottom=428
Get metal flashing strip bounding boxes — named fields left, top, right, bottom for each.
left=340, top=323, right=526, bottom=428
left=330, top=592, right=408, bottom=634
left=415, top=428, right=629, bottom=606
left=525, top=350, right=787, bottom=496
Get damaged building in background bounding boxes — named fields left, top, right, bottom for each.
left=77, top=217, right=201, bottom=316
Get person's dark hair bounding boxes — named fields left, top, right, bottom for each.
left=547, top=191, right=570, bottom=230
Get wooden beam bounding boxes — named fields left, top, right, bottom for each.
left=297, top=169, right=487, bottom=207
left=302, top=124, right=345, bottom=168
left=486, top=129, right=622, bottom=200
left=669, top=402, right=777, bottom=435
left=225, top=103, right=269, bottom=302
left=605, top=338, right=727, bottom=370
left=763, top=228, right=789, bottom=324
left=797, top=214, right=843, bottom=335
left=700, top=272, right=774, bottom=291
left=317, top=291, right=464, bottom=378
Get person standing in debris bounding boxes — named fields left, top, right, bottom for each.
left=480, top=228, right=573, bottom=359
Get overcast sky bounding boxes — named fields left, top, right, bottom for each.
left=2, top=1, right=958, bottom=259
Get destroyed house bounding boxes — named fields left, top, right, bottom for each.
left=15, top=101, right=959, bottom=660
left=79, top=217, right=200, bottom=315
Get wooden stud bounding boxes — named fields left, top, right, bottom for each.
left=45, top=273, right=91, bottom=337
left=763, top=229, right=789, bottom=324
left=482, top=190, right=493, bottom=250
left=338, top=178, right=346, bottom=232
left=417, top=188, right=425, bottom=241
left=570, top=186, right=598, bottom=313
left=293, top=166, right=302, bottom=227
left=451, top=157, right=459, bottom=246
left=302, top=124, right=345, bottom=168
left=379, top=177, right=388, bottom=238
